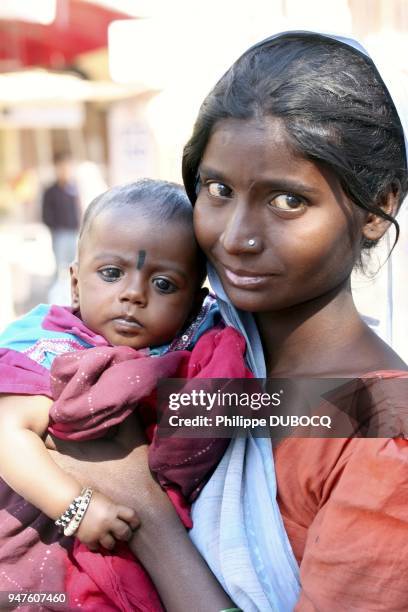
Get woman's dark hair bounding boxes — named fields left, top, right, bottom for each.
left=79, top=178, right=206, bottom=285
left=182, top=33, right=408, bottom=252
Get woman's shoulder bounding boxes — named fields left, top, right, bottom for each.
left=275, top=434, right=407, bottom=482
left=277, top=435, right=408, bottom=608
left=356, top=370, right=408, bottom=438
left=274, top=435, right=407, bottom=546
left=359, top=326, right=408, bottom=373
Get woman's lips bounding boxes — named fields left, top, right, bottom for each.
left=223, top=266, right=274, bottom=288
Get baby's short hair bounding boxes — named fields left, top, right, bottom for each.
left=78, top=179, right=206, bottom=285
left=80, top=179, right=193, bottom=239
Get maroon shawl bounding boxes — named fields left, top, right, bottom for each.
left=0, top=326, right=251, bottom=611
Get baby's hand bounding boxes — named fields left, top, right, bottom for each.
left=75, top=491, right=140, bottom=551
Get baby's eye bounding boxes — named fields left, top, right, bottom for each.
left=152, top=277, right=177, bottom=294
left=207, top=182, right=232, bottom=198
left=269, top=194, right=306, bottom=214
left=98, top=267, right=123, bottom=282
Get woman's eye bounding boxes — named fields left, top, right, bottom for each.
left=269, top=194, right=306, bottom=213
left=98, top=267, right=123, bottom=282
left=207, top=182, right=232, bottom=198
left=153, top=278, right=177, bottom=294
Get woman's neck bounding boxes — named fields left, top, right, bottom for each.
left=255, top=282, right=370, bottom=376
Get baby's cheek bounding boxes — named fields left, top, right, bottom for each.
left=160, top=303, right=190, bottom=332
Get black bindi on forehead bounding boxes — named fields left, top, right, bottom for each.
left=136, top=250, right=146, bottom=269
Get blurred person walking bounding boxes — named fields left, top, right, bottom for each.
left=42, top=152, right=81, bottom=277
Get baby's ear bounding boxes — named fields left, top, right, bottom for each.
left=70, top=262, right=80, bottom=310
left=362, top=187, right=400, bottom=242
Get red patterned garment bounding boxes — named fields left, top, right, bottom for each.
left=49, top=326, right=252, bottom=611
left=0, top=303, right=251, bottom=611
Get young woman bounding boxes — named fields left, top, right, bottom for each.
left=49, top=32, right=408, bottom=611
left=181, top=30, right=408, bottom=611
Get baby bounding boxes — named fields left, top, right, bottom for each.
left=0, top=180, right=249, bottom=610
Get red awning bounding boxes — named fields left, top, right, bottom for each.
left=0, top=0, right=133, bottom=70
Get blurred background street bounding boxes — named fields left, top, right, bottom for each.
left=0, top=0, right=407, bottom=360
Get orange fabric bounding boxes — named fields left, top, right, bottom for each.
left=274, top=372, right=408, bottom=611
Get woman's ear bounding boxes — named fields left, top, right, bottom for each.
left=70, top=262, right=80, bottom=310
left=361, top=187, right=400, bottom=242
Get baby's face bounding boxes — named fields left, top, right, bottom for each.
left=71, top=208, right=202, bottom=349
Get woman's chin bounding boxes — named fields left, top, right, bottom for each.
left=222, top=285, right=274, bottom=313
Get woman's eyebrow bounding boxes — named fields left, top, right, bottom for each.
left=198, top=165, right=230, bottom=182
left=199, top=165, right=320, bottom=195
left=258, top=178, right=320, bottom=195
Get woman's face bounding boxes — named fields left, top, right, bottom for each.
left=194, top=117, right=363, bottom=313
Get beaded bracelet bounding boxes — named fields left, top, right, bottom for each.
left=55, top=493, right=84, bottom=531
left=64, top=488, right=93, bottom=537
